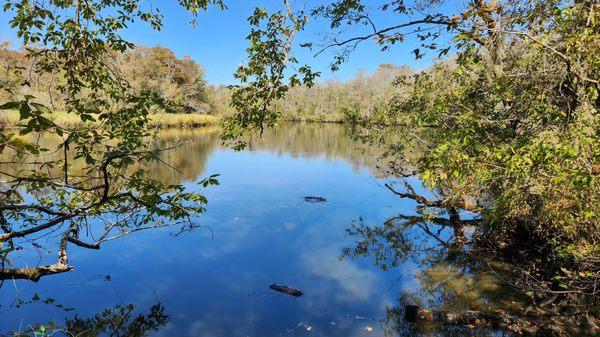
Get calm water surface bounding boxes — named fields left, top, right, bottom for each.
left=0, top=124, right=516, bottom=337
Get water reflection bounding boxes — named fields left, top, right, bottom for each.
left=153, top=123, right=388, bottom=183
left=0, top=123, right=386, bottom=186
left=0, top=123, right=554, bottom=336
left=341, top=212, right=570, bottom=337
left=5, top=302, right=168, bottom=337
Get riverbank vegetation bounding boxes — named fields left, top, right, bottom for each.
left=1, top=42, right=212, bottom=115
left=210, top=63, right=412, bottom=122
left=302, top=0, right=599, bottom=330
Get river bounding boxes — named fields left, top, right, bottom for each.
left=0, top=123, right=520, bottom=337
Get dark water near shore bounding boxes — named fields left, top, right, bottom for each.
left=0, top=124, right=519, bottom=337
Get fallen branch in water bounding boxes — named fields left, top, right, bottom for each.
left=304, top=196, right=326, bottom=203
left=269, top=283, right=303, bottom=297
left=403, top=305, right=584, bottom=336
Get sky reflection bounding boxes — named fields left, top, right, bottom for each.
left=1, top=124, right=417, bottom=337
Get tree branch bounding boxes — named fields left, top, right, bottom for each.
left=384, top=182, right=480, bottom=213
left=315, top=19, right=485, bottom=57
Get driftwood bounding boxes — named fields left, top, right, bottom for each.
left=269, top=284, right=303, bottom=297
left=303, top=196, right=326, bottom=203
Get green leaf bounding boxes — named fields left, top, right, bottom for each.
left=0, top=102, right=20, bottom=110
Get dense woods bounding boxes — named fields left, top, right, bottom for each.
left=358, top=0, right=599, bottom=293
left=210, top=63, right=411, bottom=121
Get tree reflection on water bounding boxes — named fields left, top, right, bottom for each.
left=342, top=214, right=527, bottom=337
left=4, top=302, right=168, bottom=337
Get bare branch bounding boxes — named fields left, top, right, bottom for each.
left=384, top=182, right=480, bottom=213
left=315, top=19, right=485, bottom=57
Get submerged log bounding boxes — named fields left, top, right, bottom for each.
left=404, top=305, right=495, bottom=326
left=403, top=305, right=542, bottom=335
left=269, top=283, right=303, bottom=297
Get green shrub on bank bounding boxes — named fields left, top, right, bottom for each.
left=354, top=1, right=599, bottom=295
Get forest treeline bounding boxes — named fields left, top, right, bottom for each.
left=1, top=42, right=211, bottom=115
left=210, top=63, right=412, bottom=122
left=1, top=41, right=409, bottom=123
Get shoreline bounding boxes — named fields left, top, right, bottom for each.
left=0, top=110, right=354, bottom=129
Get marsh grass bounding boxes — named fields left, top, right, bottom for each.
left=0, top=110, right=219, bottom=128
left=149, top=113, right=219, bottom=128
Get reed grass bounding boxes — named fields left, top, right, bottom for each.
left=0, top=110, right=219, bottom=128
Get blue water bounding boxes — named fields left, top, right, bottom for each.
left=1, top=124, right=509, bottom=337
left=1, top=125, right=438, bottom=336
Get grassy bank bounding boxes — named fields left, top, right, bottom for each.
left=0, top=110, right=219, bottom=128
left=148, top=113, right=219, bottom=128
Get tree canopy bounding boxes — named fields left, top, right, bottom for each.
left=1, top=43, right=211, bottom=114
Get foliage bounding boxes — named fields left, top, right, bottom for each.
left=6, top=303, right=168, bottom=337
left=222, top=2, right=319, bottom=149
left=115, top=46, right=211, bottom=114
left=210, top=64, right=411, bottom=122
left=0, top=0, right=222, bottom=281
left=0, top=43, right=212, bottom=114
left=316, top=0, right=599, bottom=297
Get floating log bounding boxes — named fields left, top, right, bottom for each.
left=269, top=283, right=303, bottom=297
left=304, top=196, right=326, bottom=203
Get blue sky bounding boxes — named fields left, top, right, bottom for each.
left=0, top=1, right=439, bottom=85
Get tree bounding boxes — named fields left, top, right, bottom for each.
left=116, top=46, right=211, bottom=114
left=221, top=1, right=319, bottom=149
left=0, top=0, right=222, bottom=281
left=224, top=0, right=598, bottom=303
left=0, top=44, right=211, bottom=115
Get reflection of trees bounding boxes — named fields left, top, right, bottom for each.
left=345, top=210, right=599, bottom=336
left=154, top=123, right=391, bottom=181
left=149, top=128, right=221, bottom=184
left=247, top=122, right=389, bottom=175
left=342, top=214, right=522, bottom=337
left=0, top=128, right=221, bottom=186
left=342, top=214, right=480, bottom=270
left=0, top=124, right=388, bottom=187
left=151, top=123, right=390, bottom=183
left=6, top=303, right=169, bottom=337
left=154, top=123, right=389, bottom=180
